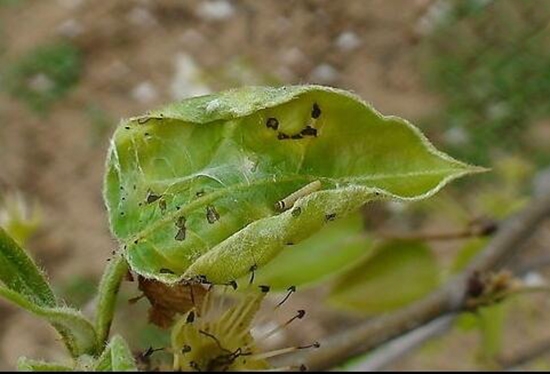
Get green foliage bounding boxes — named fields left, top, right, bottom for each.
left=329, top=240, right=440, bottom=314
left=420, top=0, right=550, bottom=166
left=94, top=335, right=138, bottom=371
left=0, top=228, right=99, bottom=357
left=104, top=85, right=480, bottom=285
left=250, top=213, right=372, bottom=290
left=3, top=42, right=81, bottom=113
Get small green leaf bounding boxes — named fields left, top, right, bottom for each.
left=0, top=228, right=98, bottom=357
left=0, top=285, right=98, bottom=357
left=329, top=240, right=440, bottom=315
left=94, top=335, right=137, bottom=372
left=449, top=237, right=488, bottom=274
left=17, top=357, right=72, bottom=371
left=104, top=85, right=482, bottom=284
left=248, top=213, right=372, bottom=290
left=0, top=227, right=55, bottom=306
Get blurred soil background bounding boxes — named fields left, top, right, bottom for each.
left=1, top=0, right=550, bottom=370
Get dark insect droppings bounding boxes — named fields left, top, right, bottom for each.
left=176, top=216, right=186, bottom=228
left=291, top=207, right=302, bottom=217
left=325, top=213, right=337, bottom=221
left=291, top=134, right=303, bottom=140
left=301, top=126, right=318, bottom=137
left=181, top=345, right=192, bottom=354
left=146, top=190, right=162, bottom=204
left=206, top=205, right=220, bottom=223
left=311, top=103, right=321, bottom=119
left=277, top=132, right=290, bottom=140
left=159, top=268, right=175, bottom=274
left=175, top=227, right=186, bottom=241
left=266, top=117, right=279, bottom=130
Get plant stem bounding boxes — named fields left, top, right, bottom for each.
left=94, top=254, right=128, bottom=348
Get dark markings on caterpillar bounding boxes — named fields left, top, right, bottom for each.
left=275, top=181, right=322, bottom=212
left=159, top=268, right=175, bottom=274
left=206, top=205, right=220, bottom=223
left=266, top=117, right=279, bottom=130
left=300, top=126, right=318, bottom=137
left=146, top=189, right=162, bottom=204
left=325, top=213, right=337, bottom=221
left=312, top=103, right=321, bottom=119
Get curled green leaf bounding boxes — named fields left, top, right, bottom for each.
left=104, top=85, right=482, bottom=284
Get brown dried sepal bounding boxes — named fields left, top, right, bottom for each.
left=137, top=276, right=207, bottom=329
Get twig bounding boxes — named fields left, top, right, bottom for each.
left=345, top=314, right=456, bottom=371
left=498, top=337, right=550, bottom=369
left=274, top=189, right=550, bottom=371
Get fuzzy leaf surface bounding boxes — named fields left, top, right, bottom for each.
left=104, top=85, right=480, bottom=283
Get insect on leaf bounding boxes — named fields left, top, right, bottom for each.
left=104, top=85, right=483, bottom=284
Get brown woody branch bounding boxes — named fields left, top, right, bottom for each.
left=275, top=189, right=550, bottom=371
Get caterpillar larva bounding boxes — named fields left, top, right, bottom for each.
left=275, top=180, right=322, bottom=212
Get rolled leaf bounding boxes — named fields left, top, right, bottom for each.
left=248, top=214, right=372, bottom=290
left=104, top=85, right=482, bottom=284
